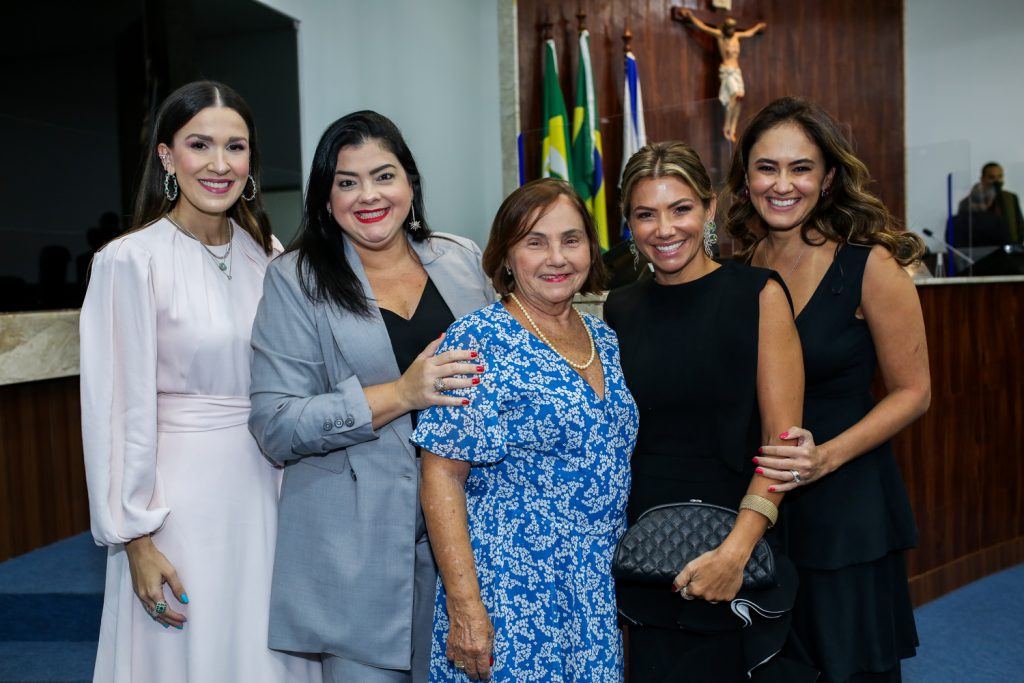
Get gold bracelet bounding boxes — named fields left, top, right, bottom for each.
left=739, top=494, right=778, bottom=528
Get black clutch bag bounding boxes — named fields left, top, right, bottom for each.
left=612, top=501, right=776, bottom=590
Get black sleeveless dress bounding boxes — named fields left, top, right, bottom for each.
left=780, top=243, right=918, bottom=682
left=605, top=261, right=816, bottom=683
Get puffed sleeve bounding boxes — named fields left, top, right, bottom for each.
left=411, top=315, right=506, bottom=464
left=249, top=257, right=376, bottom=464
left=80, top=239, right=168, bottom=546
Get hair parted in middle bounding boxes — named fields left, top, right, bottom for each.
left=722, top=96, right=924, bottom=266
left=482, top=178, right=606, bottom=296
left=620, top=141, right=715, bottom=221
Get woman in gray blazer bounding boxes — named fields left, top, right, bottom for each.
left=248, top=111, right=495, bottom=683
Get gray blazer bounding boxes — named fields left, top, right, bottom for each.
left=249, top=233, right=494, bottom=667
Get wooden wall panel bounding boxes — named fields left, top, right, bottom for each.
left=896, top=281, right=1024, bottom=604
left=517, top=0, right=905, bottom=245
left=0, top=377, right=89, bottom=562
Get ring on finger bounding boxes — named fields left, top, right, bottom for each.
left=433, top=377, right=447, bottom=392
left=149, top=600, right=168, bottom=618
left=453, top=660, right=466, bottom=670
left=680, top=584, right=695, bottom=601
left=791, top=469, right=802, bottom=484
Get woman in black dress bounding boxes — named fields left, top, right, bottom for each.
left=723, top=97, right=930, bottom=682
left=605, top=141, right=813, bottom=682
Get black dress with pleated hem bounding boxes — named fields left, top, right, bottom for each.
left=605, top=262, right=817, bottom=683
left=780, top=243, right=919, bottom=683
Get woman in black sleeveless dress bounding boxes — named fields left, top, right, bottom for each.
left=605, top=142, right=814, bottom=682
left=723, top=97, right=931, bottom=683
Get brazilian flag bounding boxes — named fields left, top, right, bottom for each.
left=541, top=38, right=572, bottom=182
left=571, top=29, right=608, bottom=250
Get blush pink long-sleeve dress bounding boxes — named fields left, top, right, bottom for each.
left=80, top=217, right=320, bottom=683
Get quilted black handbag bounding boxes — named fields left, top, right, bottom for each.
left=612, top=501, right=776, bottom=590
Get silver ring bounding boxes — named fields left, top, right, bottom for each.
left=453, top=660, right=466, bottom=670
left=433, top=377, right=447, bottom=392
left=150, top=600, right=168, bottom=617
left=680, top=584, right=695, bottom=601
left=791, top=470, right=802, bottom=484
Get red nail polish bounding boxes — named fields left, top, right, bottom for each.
left=490, top=655, right=494, bottom=666
left=476, top=365, right=484, bottom=372
left=472, top=377, right=480, bottom=385
left=755, top=468, right=764, bottom=474
left=470, top=351, right=478, bottom=358
left=461, top=399, right=469, bottom=405
left=780, top=432, right=789, bottom=439
left=752, top=457, right=759, bottom=464
left=670, top=584, right=679, bottom=592
left=757, top=447, right=763, bottom=453
left=768, top=486, right=776, bottom=493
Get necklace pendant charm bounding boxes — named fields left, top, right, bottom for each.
left=218, top=262, right=228, bottom=271
left=227, top=274, right=232, bottom=280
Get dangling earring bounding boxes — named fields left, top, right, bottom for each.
left=628, top=239, right=640, bottom=268
left=505, top=264, right=512, bottom=277
left=408, top=202, right=422, bottom=231
left=242, top=174, right=258, bottom=201
left=327, top=204, right=333, bottom=217
left=820, top=186, right=831, bottom=198
left=164, top=171, right=179, bottom=201
left=703, top=218, right=719, bottom=259
left=741, top=186, right=750, bottom=200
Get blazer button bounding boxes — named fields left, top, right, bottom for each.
left=334, top=418, right=345, bottom=429
left=345, top=416, right=355, bottom=428
left=322, top=420, right=332, bottom=431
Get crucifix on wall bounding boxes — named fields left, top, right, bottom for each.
left=672, top=7, right=766, bottom=142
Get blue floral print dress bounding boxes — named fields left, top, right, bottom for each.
left=412, top=301, right=639, bottom=682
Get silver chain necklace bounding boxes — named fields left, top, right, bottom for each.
left=166, top=214, right=234, bottom=280
left=764, top=237, right=807, bottom=281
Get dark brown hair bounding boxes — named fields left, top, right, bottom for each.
left=132, top=81, right=273, bottom=254
left=723, top=96, right=924, bottom=266
left=482, top=178, right=606, bottom=296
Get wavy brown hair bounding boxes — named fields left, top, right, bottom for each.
left=723, top=97, right=924, bottom=266
left=482, top=179, right=606, bottom=296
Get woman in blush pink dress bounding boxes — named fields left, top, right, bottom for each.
left=80, top=81, right=319, bottom=683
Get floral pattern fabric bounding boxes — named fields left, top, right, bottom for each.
left=412, top=302, right=639, bottom=682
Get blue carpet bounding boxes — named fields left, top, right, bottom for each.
left=902, top=563, right=1024, bottom=682
left=0, top=534, right=1021, bottom=682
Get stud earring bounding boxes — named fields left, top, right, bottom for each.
left=164, top=172, right=179, bottom=202
left=409, top=202, right=422, bottom=231
left=327, top=204, right=333, bottom=217
left=703, top=219, right=718, bottom=259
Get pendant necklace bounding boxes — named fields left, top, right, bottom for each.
left=508, top=292, right=595, bottom=370
left=765, top=237, right=807, bottom=281
left=166, top=214, right=234, bottom=280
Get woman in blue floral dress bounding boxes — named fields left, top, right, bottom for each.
left=413, top=179, right=638, bottom=682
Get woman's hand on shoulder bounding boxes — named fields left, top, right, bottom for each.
left=394, top=335, right=487, bottom=412
left=754, top=426, right=830, bottom=491
left=445, top=597, right=494, bottom=681
left=124, top=536, right=189, bottom=629
left=673, top=544, right=746, bottom=603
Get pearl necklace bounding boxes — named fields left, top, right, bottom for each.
left=166, top=214, right=234, bottom=280
left=508, top=292, right=596, bottom=370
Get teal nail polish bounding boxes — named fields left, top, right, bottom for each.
left=175, top=625, right=184, bottom=630
left=180, top=593, right=189, bottom=604
left=163, top=623, right=170, bottom=629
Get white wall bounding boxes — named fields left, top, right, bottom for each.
left=257, top=0, right=504, bottom=248
left=905, top=0, right=1024, bottom=248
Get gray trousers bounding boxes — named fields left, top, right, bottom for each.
left=323, top=511, right=435, bottom=683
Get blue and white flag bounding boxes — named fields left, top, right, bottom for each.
left=620, top=51, right=647, bottom=237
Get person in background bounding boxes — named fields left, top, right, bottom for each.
left=957, top=162, right=1023, bottom=244
left=80, top=80, right=319, bottom=682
